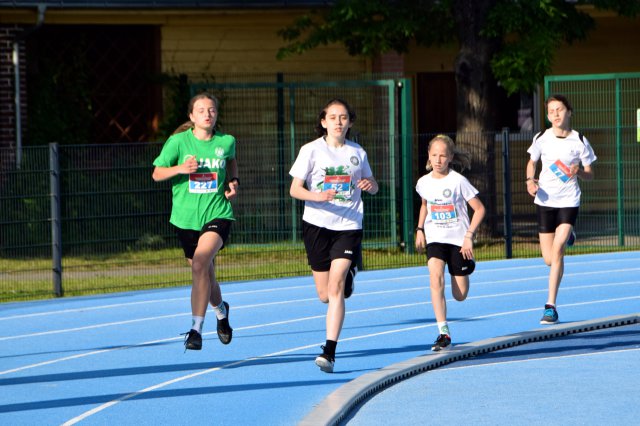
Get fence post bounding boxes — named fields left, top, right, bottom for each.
left=501, top=128, right=513, bottom=259
left=49, top=143, right=63, bottom=297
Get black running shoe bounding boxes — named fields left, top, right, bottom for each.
left=315, top=347, right=335, bottom=373
left=344, top=266, right=357, bottom=299
left=217, top=301, right=233, bottom=345
left=540, top=304, right=559, bottom=324
left=182, top=329, right=202, bottom=351
left=431, top=334, right=451, bottom=352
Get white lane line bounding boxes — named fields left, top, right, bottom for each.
left=3, top=256, right=638, bottom=321
left=2, top=291, right=638, bottom=378
left=3, top=278, right=639, bottom=342
left=60, top=295, right=640, bottom=425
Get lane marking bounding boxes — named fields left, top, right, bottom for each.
left=3, top=256, right=639, bottom=321
left=60, top=296, right=640, bottom=425
left=3, top=278, right=639, bottom=342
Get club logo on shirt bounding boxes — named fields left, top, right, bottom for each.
left=215, top=147, right=225, bottom=157
left=443, top=188, right=452, bottom=198
left=350, top=156, right=360, bottom=166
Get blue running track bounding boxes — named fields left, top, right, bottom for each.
left=1, top=251, right=638, bottom=425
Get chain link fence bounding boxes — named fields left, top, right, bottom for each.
left=2, top=72, right=639, bottom=302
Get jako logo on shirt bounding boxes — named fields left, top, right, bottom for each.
left=344, top=250, right=353, bottom=255
left=198, top=158, right=226, bottom=169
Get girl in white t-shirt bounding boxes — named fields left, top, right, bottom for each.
left=289, top=99, right=378, bottom=373
left=415, top=134, right=485, bottom=351
left=526, top=94, right=597, bottom=325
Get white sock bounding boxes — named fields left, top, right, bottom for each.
left=437, top=321, right=450, bottom=336
left=213, top=301, right=227, bottom=320
left=191, top=316, right=204, bottom=333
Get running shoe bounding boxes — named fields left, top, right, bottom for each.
left=315, top=349, right=335, bottom=373
left=217, top=301, right=233, bottom=344
left=182, top=329, right=202, bottom=351
left=431, top=334, right=451, bottom=352
left=567, top=230, right=576, bottom=247
left=540, top=304, right=559, bottom=324
left=344, top=266, right=357, bottom=299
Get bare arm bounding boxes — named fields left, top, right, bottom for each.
left=289, top=177, right=336, bottom=202
left=225, top=158, right=239, bottom=200
left=460, top=196, right=486, bottom=259
left=357, top=175, right=379, bottom=195
left=575, top=164, right=594, bottom=181
left=152, top=155, right=197, bottom=182
left=415, top=198, right=427, bottom=253
left=525, top=158, right=539, bottom=197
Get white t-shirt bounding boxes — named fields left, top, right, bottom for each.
left=527, top=129, right=597, bottom=208
left=415, top=170, right=479, bottom=247
left=289, top=137, right=373, bottom=230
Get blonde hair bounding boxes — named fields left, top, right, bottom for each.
left=425, top=134, right=471, bottom=172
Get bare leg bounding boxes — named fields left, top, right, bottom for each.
left=428, top=257, right=447, bottom=323
left=313, top=258, right=351, bottom=341
left=190, top=232, right=224, bottom=317
left=539, top=224, right=572, bottom=305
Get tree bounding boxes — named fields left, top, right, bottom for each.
left=278, top=0, right=638, bottom=237
left=277, top=0, right=638, bottom=134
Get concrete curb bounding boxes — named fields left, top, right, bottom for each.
left=299, top=313, right=640, bottom=426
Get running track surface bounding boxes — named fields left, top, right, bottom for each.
left=1, top=251, right=639, bottom=425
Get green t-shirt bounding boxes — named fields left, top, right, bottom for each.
left=153, top=129, right=236, bottom=230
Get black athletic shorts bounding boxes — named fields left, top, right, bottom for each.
left=536, top=205, right=579, bottom=233
left=426, top=242, right=475, bottom=276
left=302, top=220, right=362, bottom=272
left=174, top=219, right=233, bottom=259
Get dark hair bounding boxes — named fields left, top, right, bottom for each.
left=172, top=92, right=220, bottom=135
left=425, top=134, right=472, bottom=172
left=545, top=94, right=573, bottom=113
left=314, top=98, right=357, bottom=139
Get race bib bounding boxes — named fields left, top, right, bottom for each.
left=323, top=175, right=352, bottom=200
left=549, top=160, right=573, bottom=183
left=189, top=172, right=218, bottom=193
left=430, top=203, right=458, bottom=224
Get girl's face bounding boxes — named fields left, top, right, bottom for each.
left=547, top=100, right=571, bottom=129
left=428, top=140, right=452, bottom=174
left=321, top=103, right=352, bottom=140
left=189, top=98, right=217, bottom=131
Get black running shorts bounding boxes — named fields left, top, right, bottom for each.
left=536, top=205, right=579, bottom=233
left=174, top=219, right=233, bottom=259
left=426, top=242, right=475, bottom=276
left=302, top=221, right=362, bottom=272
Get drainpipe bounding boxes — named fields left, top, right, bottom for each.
left=12, top=4, right=46, bottom=169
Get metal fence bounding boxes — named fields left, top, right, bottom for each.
left=2, top=73, right=640, bottom=302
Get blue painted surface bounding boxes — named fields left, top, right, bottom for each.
left=0, top=251, right=639, bottom=425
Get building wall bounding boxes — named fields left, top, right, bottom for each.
left=1, top=6, right=638, bottom=151
left=403, top=13, right=640, bottom=77
left=0, top=24, right=27, bottom=161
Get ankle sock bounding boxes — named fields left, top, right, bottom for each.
left=213, top=301, right=227, bottom=320
left=191, top=316, right=204, bottom=333
left=437, top=321, right=450, bottom=336
left=324, top=340, right=337, bottom=358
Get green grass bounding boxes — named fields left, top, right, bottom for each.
left=2, top=241, right=638, bottom=303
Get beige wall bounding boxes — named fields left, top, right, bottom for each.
left=402, top=13, right=640, bottom=77
left=0, top=8, right=369, bottom=76
left=159, top=12, right=369, bottom=76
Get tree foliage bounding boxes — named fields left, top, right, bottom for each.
left=278, top=0, right=638, bottom=97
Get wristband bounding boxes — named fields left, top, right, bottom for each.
left=229, top=177, right=240, bottom=185
left=416, top=227, right=424, bottom=232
